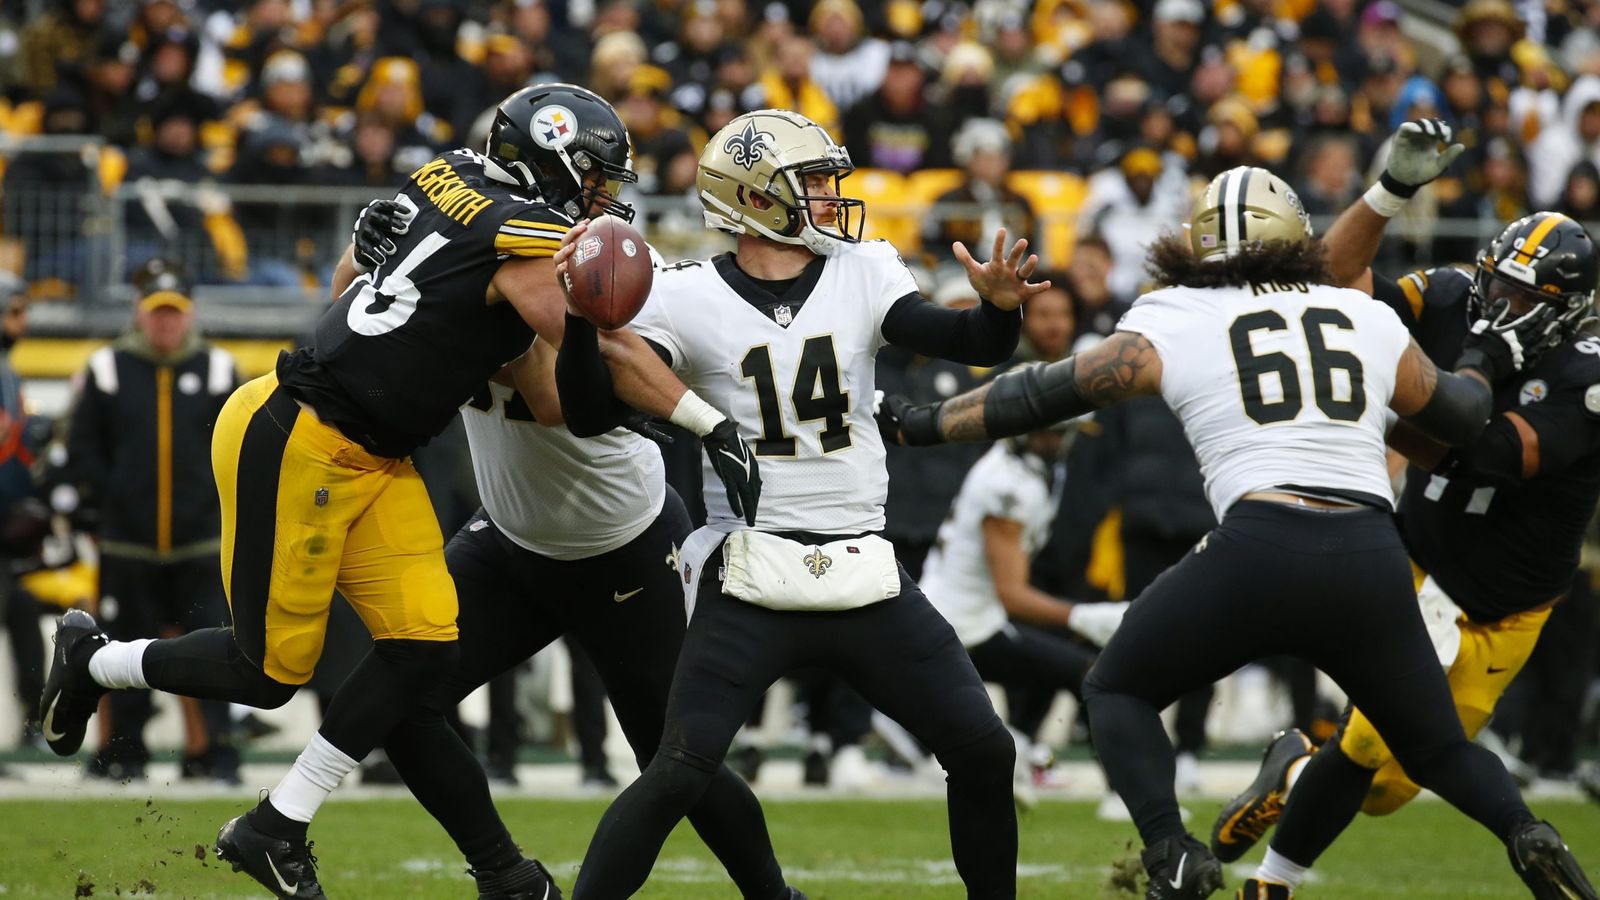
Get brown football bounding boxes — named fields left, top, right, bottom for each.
left=565, top=217, right=654, bottom=330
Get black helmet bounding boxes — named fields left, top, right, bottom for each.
left=485, top=83, right=638, bottom=223
left=1472, top=212, right=1599, bottom=358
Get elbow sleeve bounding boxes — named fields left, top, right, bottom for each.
left=980, top=357, right=1094, bottom=438
left=1406, top=371, right=1492, bottom=447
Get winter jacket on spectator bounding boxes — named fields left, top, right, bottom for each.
left=65, top=330, right=237, bottom=560
left=1530, top=74, right=1600, bottom=209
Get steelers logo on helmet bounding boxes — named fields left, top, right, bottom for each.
left=531, top=105, right=578, bottom=150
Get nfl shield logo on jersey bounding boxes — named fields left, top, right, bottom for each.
left=774, top=304, right=793, bottom=326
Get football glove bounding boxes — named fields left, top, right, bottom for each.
left=617, top=407, right=674, bottom=446
left=1382, top=118, right=1465, bottom=196
left=1066, top=602, right=1127, bottom=648
left=873, top=390, right=941, bottom=446
left=703, top=418, right=760, bottom=526
left=1457, top=296, right=1559, bottom=381
left=351, top=199, right=410, bottom=274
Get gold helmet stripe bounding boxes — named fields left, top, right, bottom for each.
left=1514, top=212, right=1568, bottom=264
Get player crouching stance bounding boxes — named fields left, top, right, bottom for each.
left=554, top=109, right=1043, bottom=898
left=880, top=166, right=1596, bottom=899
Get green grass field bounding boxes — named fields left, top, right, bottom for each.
left=4, top=796, right=1597, bottom=898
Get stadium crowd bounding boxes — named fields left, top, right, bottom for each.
left=0, top=0, right=1596, bottom=804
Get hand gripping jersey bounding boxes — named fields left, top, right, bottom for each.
left=279, top=148, right=571, bottom=458
left=629, top=240, right=919, bottom=533
left=1376, top=266, right=1600, bottom=620
left=1116, top=282, right=1412, bottom=518
left=460, top=381, right=665, bottom=560
left=920, top=443, right=1061, bottom=647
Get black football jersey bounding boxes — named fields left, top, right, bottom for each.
left=279, top=148, right=570, bottom=457
left=1375, top=266, right=1600, bottom=621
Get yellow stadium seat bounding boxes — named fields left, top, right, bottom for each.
left=1005, top=170, right=1086, bottom=269
left=847, top=168, right=913, bottom=252
left=905, top=169, right=966, bottom=255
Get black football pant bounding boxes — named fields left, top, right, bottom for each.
left=1123, top=529, right=1214, bottom=756
left=1084, top=501, right=1532, bottom=851
left=574, top=550, right=1017, bottom=900
left=967, top=622, right=1093, bottom=741
left=380, top=492, right=789, bottom=900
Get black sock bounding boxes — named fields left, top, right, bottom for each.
left=250, top=795, right=309, bottom=842
left=1086, top=690, right=1186, bottom=845
left=142, top=627, right=297, bottom=708
left=1270, top=741, right=1374, bottom=866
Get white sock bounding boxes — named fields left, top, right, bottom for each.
left=1284, top=754, right=1310, bottom=792
left=268, top=733, right=359, bottom=823
left=1256, top=847, right=1310, bottom=889
left=87, top=639, right=153, bottom=689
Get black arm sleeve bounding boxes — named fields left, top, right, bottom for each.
left=1439, top=417, right=1525, bottom=484
left=1404, top=370, right=1492, bottom=447
left=880, top=293, right=1022, bottom=366
left=554, top=313, right=627, bottom=438
left=972, top=356, right=1096, bottom=438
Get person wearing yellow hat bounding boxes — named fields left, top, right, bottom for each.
left=60, top=258, right=242, bottom=784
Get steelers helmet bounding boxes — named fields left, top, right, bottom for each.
left=698, top=109, right=865, bottom=255
left=486, top=83, right=638, bottom=223
left=1471, top=212, right=1599, bottom=356
left=1189, top=166, right=1313, bottom=262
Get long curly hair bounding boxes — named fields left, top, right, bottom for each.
left=1144, top=233, right=1334, bottom=289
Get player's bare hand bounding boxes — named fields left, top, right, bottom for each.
left=552, top=219, right=591, bottom=314
left=953, top=227, right=1051, bottom=311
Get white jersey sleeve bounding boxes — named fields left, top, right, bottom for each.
left=920, top=445, right=1060, bottom=646
left=628, top=279, right=691, bottom=377
left=1115, top=283, right=1410, bottom=517
left=858, top=240, right=921, bottom=351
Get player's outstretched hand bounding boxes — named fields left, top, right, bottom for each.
left=351, top=199, right=411, bottom=274
left=1384, top=118, right=1465, bottom=191
left=703, top=418, right=760, bottom=526
left=953, top=227, right=1052, bottom=311
left=552, top=218, right=592, bottom=314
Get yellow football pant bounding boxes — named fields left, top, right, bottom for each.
left=1339, top=603, right=1549, bottom=815
left=211, top=371, right=457, bottom=685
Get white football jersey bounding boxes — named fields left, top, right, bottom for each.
left=921, top=444, right=1061, bottom=647
left=630, top=241, right=918, bottom=533
left=461, top=381, right=665, bottom=560
left=1117, top=282, right=1411, bottom=518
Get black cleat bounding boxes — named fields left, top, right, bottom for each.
left=1142, top=834, right=1224, bottom=899
left=1510, top=820, right=1599, bottom=900
left=1210, top=729, right=1313, bottom=863
left=785, top=889, right=809, bottom=899
left=216, top=813, right=328, bottom=899
left=38, top=610, right=109, bottom=756
left=1235, top=877, right=1292, bottom=899
left=472, top=857, right=564, bottom=900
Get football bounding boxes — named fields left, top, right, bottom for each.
left=565, top=216, right=654, bottom=330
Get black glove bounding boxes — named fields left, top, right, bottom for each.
left=702, top=418, right=760, bottom=526
left=618, top=407, right=674, bottom=446
left=873, top=390, right=942, bottom=446
left=351, top=199, right=409, bottom=273
left=1456, top=298, right=1556, bottom=382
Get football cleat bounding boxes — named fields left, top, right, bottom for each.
left=1142, top=834, right=1224, bottom=899
left=1236, top=877, right=1292, bottom=899
left=38, top=609, right=109, bottom=756
left=1509, top=820, right=1599, bottom=900
left=216, top=813, right=328, bottom=899
left=472, top=857, right=564, bottom=900
left=1211, top=729, right=1314, bottom=863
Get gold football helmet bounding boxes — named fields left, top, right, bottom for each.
left=698, top=109, right=864, bottom=254
left=1189, top=166, right=1313, bottom=262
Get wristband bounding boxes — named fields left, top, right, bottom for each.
left=1363, top=180, right=1411, bottom=218
left=670, top=391, right=725, bottom=437
left=900, top=402, right=943, bottom=446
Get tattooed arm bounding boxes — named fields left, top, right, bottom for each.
left=888, top=332, right=1164, bottom=445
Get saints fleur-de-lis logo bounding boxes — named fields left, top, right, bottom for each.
left=802, top=547, right=832, bottom=579
left=724, top=120, right=775, bottom=171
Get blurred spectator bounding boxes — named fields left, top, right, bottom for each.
left=935, top=41, right=997, bottom=132
left=1137, top=0, right=1204, bottom=101
left=3, top=85, right=97, bottom=288
left=1063, top=235, right=1127, bottom=336
left=923, top=119, right=1035, bottom=268
left=123, top=97, right=214, bottom=266
left=65, top=261, right=240, bottom=783
left=1436, top=135, right=1528, bottom=262
left=589, top=29, right=649, bottom=103
left=652, top=0, right=729, bottom=92
left=749, top=34, right=840, bottom=139
left=0, top=278, right=46, bottom=750
left=78, top=33, right=141, bottom=147
left=1195, top=96, right=1261, bottom=179
left=324, top=114, right=408, bottom=188
left=807, top=0, right=888, bottom=111
left=1294, top=133, right=1363, bottom=219
left=21, top=0, right=105, bottom=97
left=1529, top=74, right=1600, bottom=209
left=132, top=26, right=218, bottom=130
left=1078, top=145, right=1188, bottom=301
left=1560, top=161, right=1600, bottom=223
left=504, top=0, right=587, bottom=83
left=411, top=0, right=485, bottom=142
left=218, top=0, right=298, bottom=99
left=352, top=56, right=445, bottom=175
left=1455, top=0, right=1525, bottom=97
left=1015, top=284, right=1075, bottom=364
left=1439, top=56, right=1486, bottom=149
left=843, top=41, right=946, bottom=173
left=617, top=68, right=699, bottom=195
left=1356, top=1, right=1407, bottom=68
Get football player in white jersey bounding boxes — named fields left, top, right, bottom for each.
left=551, top=109, right=1046, bottom=898
left=879, top=167, right=1595, bottom=900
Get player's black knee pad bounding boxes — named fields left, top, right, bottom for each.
left=237, top=665, right=298, bottom=709
left=372, top=638, right=460, bottom=682
left=936, top=723, right=1015, bottom=779
left=644, top=745, right=722, bottom=805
